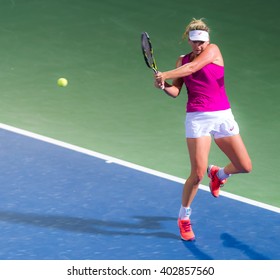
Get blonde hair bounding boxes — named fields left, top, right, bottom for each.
left=182, top=18, right=210, bottom=40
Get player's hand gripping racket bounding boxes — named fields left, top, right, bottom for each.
left=141, top=32, right=164, bottom=89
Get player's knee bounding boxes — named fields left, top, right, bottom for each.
left=244, top=162, right=252, bottom=173
left=240, top=160, right=252, bottom=173
left=189, top=171, right=204, bottom=185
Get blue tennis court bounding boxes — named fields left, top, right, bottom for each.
left=0, top=124, right=279, bottom=260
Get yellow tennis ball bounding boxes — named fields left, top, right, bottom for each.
left=57, top=78, right=68, bottom=87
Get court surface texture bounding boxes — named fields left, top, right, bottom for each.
left=0, top=125, right=279, bottom=260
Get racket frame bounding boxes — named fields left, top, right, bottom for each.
left=141, top=32, right=158, bottom=73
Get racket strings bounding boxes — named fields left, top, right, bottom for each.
left=142, top=39, right=153, bottom=64
left=141, top=32, right=157, bottom=72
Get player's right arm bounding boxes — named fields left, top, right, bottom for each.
left=154, top=56, right=184, bottom=98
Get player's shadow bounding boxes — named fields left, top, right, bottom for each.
left=220, top=233, right=270, bottom=260
left=0, top=211, right=216, bottom=260
left=181, top=241, right=213, bottom=260
left=0, top=211, right=179, bottom=239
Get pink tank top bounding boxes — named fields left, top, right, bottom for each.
left=182, top=53, right=230, bottom=112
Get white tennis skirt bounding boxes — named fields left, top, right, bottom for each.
left=185, top=109, right=240, bottom=139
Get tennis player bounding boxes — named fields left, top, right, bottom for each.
left=154, top=18, right=252, bottom=241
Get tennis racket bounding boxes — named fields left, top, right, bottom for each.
left=141, top=31, right=159, bottom=73
left=141, top=32, right=164, bottom=89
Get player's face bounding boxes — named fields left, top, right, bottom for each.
left=189, top=40, right=209, bottom=55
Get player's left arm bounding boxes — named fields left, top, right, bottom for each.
left=156, top=44, right=221, bottom=82
left=154, top=55, right=184, bottom=98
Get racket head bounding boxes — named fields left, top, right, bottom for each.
left=141, top=32, right=158, bottom=73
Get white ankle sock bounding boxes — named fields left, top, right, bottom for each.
left=217, top=168, right=231, bottom=180
left=179, top=206, right=191, bottom=220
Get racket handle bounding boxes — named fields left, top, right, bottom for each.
left=154, top=69, right=165, bottom=89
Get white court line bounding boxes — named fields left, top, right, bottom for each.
left=1, top=122, right=279, bottom=214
